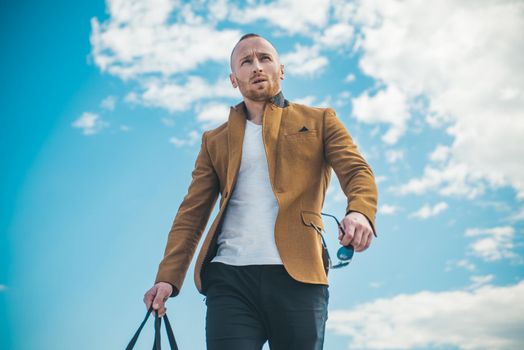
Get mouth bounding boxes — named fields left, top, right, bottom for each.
left=252, top=78, right=267, bottom=84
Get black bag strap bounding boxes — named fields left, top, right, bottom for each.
left=126, top=306, right=178, bottom=350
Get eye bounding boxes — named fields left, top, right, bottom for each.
left=262, top=56, right=271, bottom=60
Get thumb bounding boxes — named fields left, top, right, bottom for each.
left=152, top=289, right=167, bottom=310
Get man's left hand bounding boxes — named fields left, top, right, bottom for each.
left=338, top=211, right=374, bottom=252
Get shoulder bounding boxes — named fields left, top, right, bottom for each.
left=201, top=121, right=228, bottom=145
left=287, top=101, right=328, bottom=114
left=287, top=101, right=336, bottom=121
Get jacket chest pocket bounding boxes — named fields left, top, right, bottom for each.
left=282, top=130, right=320, bottom=161
left=284, top=129, right=318, bottom=141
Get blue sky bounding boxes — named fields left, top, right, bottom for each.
left=2, top=0, right=524, bottom=349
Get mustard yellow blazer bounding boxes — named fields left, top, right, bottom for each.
left=155, top=97, right=378, bottom=297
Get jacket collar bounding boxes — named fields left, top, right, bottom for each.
left=268, top=90, right=289, bottom=108
left=234, top=90, right=289, bottom=116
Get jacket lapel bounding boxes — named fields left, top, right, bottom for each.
left=226, top=100, right=284, bottom=194
left=226, top=103, right=246, bottom=194
left=262, top=104, right=283, bottom=184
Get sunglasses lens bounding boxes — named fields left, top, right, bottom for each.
left=337, top=245, right=354, bottom=261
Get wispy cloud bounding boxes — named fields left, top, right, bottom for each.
left=169, top=130, right=200, bottom=147
left=124, top=76, right=240, bottom=113
left=195, top=102, right=230, bottom=130
left=467, top=274, right=495, bottom=290
left=410, top=201, right=448, bottom=219
left=508, top=206, right=524, bottom=222
left=445, top=258, right=476, bottom=272
left=229, top=0, right=331, bottom=35
left=327, top=281, right=524, bottom=350
left=344, top=73, right=356, bottom=83
left=71, top=112, right=109, bottom=135
left=465, top=226, right=519, bottom=263
left=352, top=85, right=410, bottom=144
left=378, top=204, right=399, bottom=215
left=385, top=149, right=404, bottom=164
left=100, top=95, right=117, bottom=111
left=280, top=44, right=328, bottom=77
left=394, top=162, right=486, bottom=199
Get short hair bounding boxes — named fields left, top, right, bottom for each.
left=230, top=33, right=274, bottom=71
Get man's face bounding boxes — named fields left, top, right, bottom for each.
left=229, top=37, right=284, bottom=102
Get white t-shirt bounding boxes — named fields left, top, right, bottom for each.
left=211, top=118, right=283, bottom=265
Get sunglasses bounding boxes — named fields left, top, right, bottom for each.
left=309, top=212, right=355, bottom=269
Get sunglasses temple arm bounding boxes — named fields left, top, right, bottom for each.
left=312, top=224, right=333, bottom=270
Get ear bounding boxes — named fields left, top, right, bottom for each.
left=279, top=64, right=285, bottom=80
left=230, top=73, right=238, bottom=88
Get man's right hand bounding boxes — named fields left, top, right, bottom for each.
left=143, top=282, right=173, bottom=318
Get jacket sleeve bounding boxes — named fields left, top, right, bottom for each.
left=154, top=131, right=220, bottom=296
left=323, top=108, right=378, bottom=237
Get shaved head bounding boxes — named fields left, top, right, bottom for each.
left=230, top=33, right=280, bottom=73
left=229, top=33, right=285, bottom=102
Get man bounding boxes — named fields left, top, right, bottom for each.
left=144, top=33, right=378, bottom=349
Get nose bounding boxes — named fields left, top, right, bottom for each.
left=252, top=57, right=262, bottom=73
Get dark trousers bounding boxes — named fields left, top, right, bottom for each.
left=202, top=261, right=329, bottom=350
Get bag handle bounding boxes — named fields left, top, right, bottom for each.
left=126, top=306, right=178, bottom=350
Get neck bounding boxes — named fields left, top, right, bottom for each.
left=243, top=90, right=282, bottom=125
left=243, top=98, right=266, bottom=125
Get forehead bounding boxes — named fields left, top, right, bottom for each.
left=233, top=37, right=277, bottom=61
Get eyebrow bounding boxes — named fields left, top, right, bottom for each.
left=239, top=52, right=272, bottom=62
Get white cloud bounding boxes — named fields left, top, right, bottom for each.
left=378, top=204, right=398, bottom=215
left=445, top=258, right=476, bottom=272
left=126, top=76, right=240, bottom=113
left=384, top=149, right=404, bottom=164
left=327, top=281, right=524, bottom=350
left=410, top=201, right=448, bottom=219
left=90, top=1, right=240, bottom=80
left=0, top=284, right=6, bottom=292
left=293, top=95, right=316, bottom=106
left=71, top=112, right=109, bottom=135
left=344, top=73, right=356, bottom=83
left=160, top=117, right=175, bottom=127
left=314, top=22, right=354, bottom=50
left=508, top=206, right=524, bottom=223
left=229, top=0, right=331, bottom=36
left=465, top=226, right=518, bottom=262
left=195, top=102, right=230, bottom=130
left=100, top=95, right=117, bottom=111
left=352, top=85, right=410, bottom=144
left=429, top=144, right=451, bottom=163
left=468, top=274, right=495, bottom=290
left=169, top=130, right=200, bottom=147
left=369, top=281, right=383, bottom=288
left=280, top=44, right=328, bottom=77
left=351, top=0, right=524, bottom=199
left=457, top=259, right=476, bottom=271
left=374, top=175, right=387, bottom=184
left=394, top=161, right=486, bottom=199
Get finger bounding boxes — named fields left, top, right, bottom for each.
left=152, top=290, right=167, bottom=313
left=143, top=289, right=155, bottom=309
left=356, top=231, right=372, bottom=252
left=341, top=220, right=356, bottom=246
left=364, top=232, right=373, bottom=250
left=156, top=306, right=167, bottom=318
left=352, top=225, right=364, bottom=249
